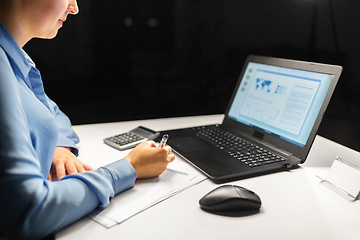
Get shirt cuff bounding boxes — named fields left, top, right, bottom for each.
left=56, top=135, right=79, bottom=156
left=62, top=159, right=137, bottom=208
left=101, top=159, right=137, bottom=195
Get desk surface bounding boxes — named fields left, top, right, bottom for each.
left=57, top=115, right=360, bottom=240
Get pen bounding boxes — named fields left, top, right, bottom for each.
left=159, top=134, right=169, bottom=148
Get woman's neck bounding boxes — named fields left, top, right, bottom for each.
left=0, top=3, right=31, bottom=48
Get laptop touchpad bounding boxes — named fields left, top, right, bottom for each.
left=171, top=137, right=210, bottom=153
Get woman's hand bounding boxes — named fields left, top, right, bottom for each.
left=124, top=141, right=175, bottom=179
left=48, top=147, right=94, bottom=181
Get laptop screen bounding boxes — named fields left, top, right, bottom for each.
left=228, top=62, right=334, bottom=147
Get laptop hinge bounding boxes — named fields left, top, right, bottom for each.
left=284, top=163, right=293, bottom=169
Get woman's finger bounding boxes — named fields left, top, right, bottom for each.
left=75, top=161, right=86, bottom=173
left=81, top=162, right=94, bottom=171
left=55, top=163, right=66, bottom=180
left=65, top=161, right=78, bottom=175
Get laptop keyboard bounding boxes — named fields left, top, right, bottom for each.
left=195, top=125, right=286, bottom=167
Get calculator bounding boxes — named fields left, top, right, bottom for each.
left=103, top=126, right=160, bottom=151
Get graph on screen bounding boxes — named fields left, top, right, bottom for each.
left=239, top=70, right=320, bottom=136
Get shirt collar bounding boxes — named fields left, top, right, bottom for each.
left=0, top=21, right=33, bottom=80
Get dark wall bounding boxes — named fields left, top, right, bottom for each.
left=24, top=0, right=360, bottom=151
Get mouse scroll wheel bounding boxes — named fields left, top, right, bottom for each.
left=234, top=187, right=244, bottom=198
left=234, top=186, right=256, bottom=199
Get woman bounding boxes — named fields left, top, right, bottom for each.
left=0, top=0, right=175, bottom=239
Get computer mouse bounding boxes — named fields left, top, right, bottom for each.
left=199, top=185, right=261, bottom=212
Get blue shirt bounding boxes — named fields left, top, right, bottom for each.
left=0, top=22, right=137, bottom=239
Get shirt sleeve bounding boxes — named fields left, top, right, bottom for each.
left=0, top=48, right=137, bottom=240
left=46, top=95, right=80, bottom=156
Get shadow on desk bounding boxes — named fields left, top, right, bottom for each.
left=200, top=208, right=261, bottom=217
left=210, top=166, right=300, bottom=184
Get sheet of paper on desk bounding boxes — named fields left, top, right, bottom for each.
left=92, top=160, right=206, bottom=228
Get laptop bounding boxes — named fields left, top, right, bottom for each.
left=158, top=55, right=342, bottom=183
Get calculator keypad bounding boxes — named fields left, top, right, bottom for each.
left=107, top=132, right=145, bottom=146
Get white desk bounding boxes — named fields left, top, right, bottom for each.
left=57, top=115, right=360, bottom=240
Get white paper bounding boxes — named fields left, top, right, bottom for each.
left=91, top=162, right=206, bottom=228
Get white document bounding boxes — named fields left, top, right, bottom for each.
left=92, top=160, right=206, bottom=228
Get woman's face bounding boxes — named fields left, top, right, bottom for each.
left=23, top=0, right=79, bottom=39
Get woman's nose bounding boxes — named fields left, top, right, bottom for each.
left=68, top=0, right=79, bottom=15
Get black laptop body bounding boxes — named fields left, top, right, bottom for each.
left=161, top=55, right=342, bottom=183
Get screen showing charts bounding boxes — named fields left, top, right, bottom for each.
left=228, top=62, right=334, bottom=147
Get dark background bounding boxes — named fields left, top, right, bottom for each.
left=24, top=0, right=360, bottom=152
